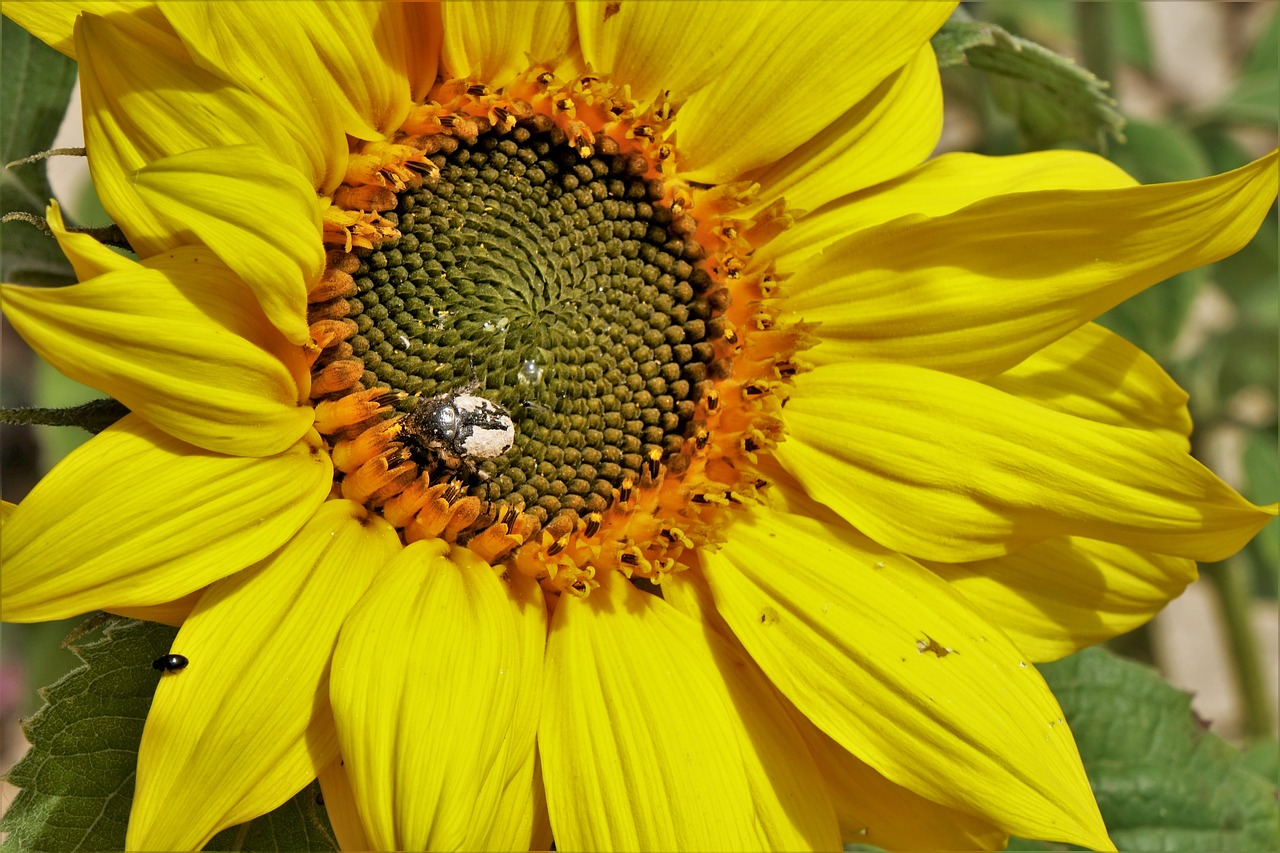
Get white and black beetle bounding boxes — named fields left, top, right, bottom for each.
left=402, top=383, right=516, bottom=473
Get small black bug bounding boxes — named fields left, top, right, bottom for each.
left=152, top=654, right=189, bottom=672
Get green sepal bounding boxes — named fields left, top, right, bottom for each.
left=932, top=8, right=1126, bottom=150
left=0, top=398, right=132, bottom=434
left=931, top=8, right=1005, bottom=68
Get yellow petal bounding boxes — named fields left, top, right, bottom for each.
left=2, top=1, right=156, bottom=57
left=988, top=321, right=1191, bottom=451
left=744, top=44, right=942, bottom=216
left=528, top=756, right=554, bottom=853
left=155, top=1, right=358, bottom=190
left=779, top=150, right=1279, bottom=377
left=793, top=706, right=1008, bottom=851
left=317, top=757, right=373, bottom=853
left=662, top=566, right=1006, bottom=851
left=477, top=567, right=549, bottom=853
left=46, top=201, right=135, bottom=281
left=701, top=499, right=1112, bottom=849
left=927, top=537, right=1198, bottom=663
left=160, top=0, right=421, bottom=145
left=319, top=0, right=419, bottom=134
left=74, top=11, right=313, bottom=257
left=540, top=569, right=840, bottom=852
left=127, top=501, right=400, bottom=851
left=676, top=1, right=955, bottom=182
left=776, top=363, right=1276, bottom=562
left=108, top=588, right=202, bottom=627
left=400, top=1, right=443, bottom=103
left=134, top=145, right=323, bottom=346
left=766, top=148, right=1136, bottom=272
left=330, top=540, right=546, bottom=852
left=0, top=415, right=332, bottom=622
left=442, top=0, right=575, bottom=88
left=576, top=0, right=760, bottom=106
left=1, top=249, right=312, bottom=456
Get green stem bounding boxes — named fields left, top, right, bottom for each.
left=1075, top=1, right=1116, bottom=96
left=1207, top=555, right=1274, bottom=738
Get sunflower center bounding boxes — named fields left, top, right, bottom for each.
left=309, top=72, right=802, bottom=596
left=346, top=122, right=725, bottom=529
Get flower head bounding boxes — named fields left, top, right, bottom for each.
left=2, top=2, right=1276, bottom=851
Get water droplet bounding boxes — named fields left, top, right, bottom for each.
left=518, top=358, right=545, bottom=386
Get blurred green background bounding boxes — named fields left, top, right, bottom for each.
left=1, top=0, right=1277, bottom=798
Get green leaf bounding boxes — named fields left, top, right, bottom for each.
left=1, top=617, right=339, bottom=852
left=0, top=17, right=78, bottom=286
left=0, top=617, right=177, bottom=853
left=1239, top=740, right=1280, bottom=784
left=932, top=8, right=1125, bottom=150
left=1034, top=647, right=1280, bottom=851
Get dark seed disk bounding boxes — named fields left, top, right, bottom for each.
left=348, top=122, right=721, bottom=525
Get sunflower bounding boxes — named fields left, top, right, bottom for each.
left=2, top=2, right=1276, bottom=851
